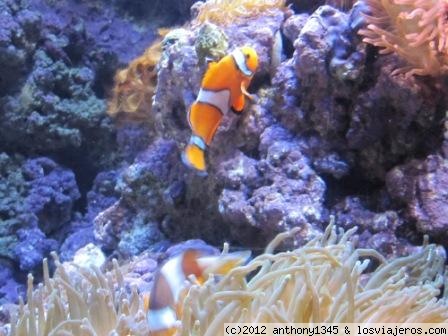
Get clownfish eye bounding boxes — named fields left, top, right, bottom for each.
left=245, top=53, right=250, bottom=59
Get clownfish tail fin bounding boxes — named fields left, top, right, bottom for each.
left=182, top=135, right=208, bottom=176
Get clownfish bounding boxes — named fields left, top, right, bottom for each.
left=146, top=248, right=251, bottom=335
left=182, top=46, right=259, bottom=174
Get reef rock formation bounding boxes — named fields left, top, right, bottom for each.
left=60, top=170, right=121, bottom=262
left=386, top=155, right=448, bottom=241
left=0, top=0, right=171, bottom=304
left=0, top=153, right=81, bottom=304
left=331, top=196, right=417, bottom=257
left=1, top=1, right=111, bottom=160
left=95, top=6, right=331, bottom=251
left=0, top=155, right=79, bottom=272
left=94, top=1, right=448, bottom=261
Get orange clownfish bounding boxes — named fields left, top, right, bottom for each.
left=182, top=46, right=259, bottom=174
left=146, top=248, right=251, bottom=335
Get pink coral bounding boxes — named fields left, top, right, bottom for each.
left=359, top=0, right=448, bottom=77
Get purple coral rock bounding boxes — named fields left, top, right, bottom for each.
left=218, top=124, right=326, bottom=244
left=94, top=200, right=131, bottom=250
left=14, top=228, right=58, bottom=271
left=0, top=260, right=24, bottom=305
left=222, top=9, right=287, bottom=75
left=347, top=65, right=439, bottom=179
left=282, top=14, right=309, bottom=43
left=386, top=155, right=448, bottom=239
left=334, top=197, right=401, bottom=233
left=270, top=59, right=304, bottom=133
left=129, top=257, right=158, bottom=276
left=93, top=141, right=179, bottom=253
left=0, top=155, right=79, bottom=271
left=60, top=170, right=119, bottom=261
left=216, top=152, right=260, bottom=189
left=116, top=122, right=153, bottom=162
left=85, top=170, right=120, bottom=222
left=332, top=196, right=415, bottom=258
left=59, top=227, right=95, bottom=262
left=23, top=157, right=80, bottom=234
left=293, top=6, right=359, bottom=136
left=27, top=0, right=156, bottom=64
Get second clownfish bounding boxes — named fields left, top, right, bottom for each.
left=146, top=248, right=251, bottom=336
left=181, top=46, right=259, bottom=174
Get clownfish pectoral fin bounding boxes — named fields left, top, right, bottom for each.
left=143, top=292, right=151, bottom=313
left=197, top=250, right=252, bottom=277
left=241, top=82, right=256, bottom=102
left=231, top=93, right=245, bottom=113
left=181, top=135, right=208, bottom=176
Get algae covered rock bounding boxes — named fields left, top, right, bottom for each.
left=0, top=153, right=28, bottom=262
left=0, top=49, right=114, bottom=158
left=0, top=152, right=80, bottom=305
left=386, top=155, right=448, bottom=241
left=194, top=22, right=229, bottom=64
left=0, top=0, right=161, bottom=169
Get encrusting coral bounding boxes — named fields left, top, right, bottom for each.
left=107, top=29, right=170, bottom=119
left=358, top=0, right=448, bottom=77
left=194, top=22, right=229, bottom=64
left=9, top=222, right=448, bottom=335
left=191, top=0, right=289, bottom=26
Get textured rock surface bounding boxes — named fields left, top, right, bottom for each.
left=0, top=1, right=115, bottom=160
left=331, top=196, right=417, bottom=258
left=386, top=155, right=448, bottom=241
left=59, top=170, right=121, bottom=262
left=112, top=0, right=198, bottom=24
left=0, top=153, right=81, bottom=304
left=0, top=154, right=79, bottom=272
left=0, top=0, right=176, bottom=305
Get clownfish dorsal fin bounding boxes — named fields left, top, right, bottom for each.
left=197, top=250, right=251, bottom=277
left=181, top=249, right=204, bottom=280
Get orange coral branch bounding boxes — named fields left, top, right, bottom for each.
left=107, top=30, right=169, bottom=119
left=358, top=0, right=448, bottom=77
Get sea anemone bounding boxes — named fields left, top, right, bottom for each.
left=107, top=29, right=170, bottom=119
left=358, top=0, right=448, bottom=77
left=192, top=0, right=289, bottom=26
left=9, top=253, right=148, bottom=335
left=9, top=222, right=448, bottom=335
left=179, top=223, right=448, bottom=335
